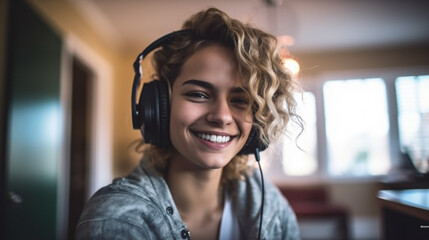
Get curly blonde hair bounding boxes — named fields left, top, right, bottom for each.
left=140, top=8, right=301, bottom=185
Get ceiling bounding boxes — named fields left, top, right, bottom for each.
left=71, top=0, right=429, bottom=55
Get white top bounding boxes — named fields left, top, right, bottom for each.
left=218, top=194, right=241, bottom=240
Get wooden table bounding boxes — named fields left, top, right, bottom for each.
left=378, top=189, right=429, bottom=240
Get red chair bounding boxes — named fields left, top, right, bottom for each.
left=278, top=186, right=350, bottom=240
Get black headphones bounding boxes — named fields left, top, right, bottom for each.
left=131, top=30, right=268, bottom=155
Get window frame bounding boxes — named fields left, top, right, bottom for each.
left=271, top=67, right=429, bottom=183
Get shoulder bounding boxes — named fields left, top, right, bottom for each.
left=76, top=218, right=150, bottom=240
left=76, top=162, right=170, bottom=239
left=80, top=162, right=166, bottom=218
left=79, top=176, right=162, bottom=220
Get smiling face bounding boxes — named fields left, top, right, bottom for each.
left=169, top=44, right=253, bottom=170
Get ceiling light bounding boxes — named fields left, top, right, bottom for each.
left=283, top=58, right=300, bottom=76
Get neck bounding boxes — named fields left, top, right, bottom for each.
left=166, top=154, right=224, bottom=218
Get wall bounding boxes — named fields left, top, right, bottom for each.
left=0, top=0, right=9, bottom=160
left=28, top=1, right=152, bottom=177
left=26, top=0, right=138, bottom=179
left=0, top=0, right=9, bottom=236
left=296, top=44, right=429, bottom=74
left=0, top=0, right=8, bottom=101
left=0, top=0, right=9, bottom=156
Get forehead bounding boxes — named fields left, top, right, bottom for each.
left=174, top=44, right=244, bottom=89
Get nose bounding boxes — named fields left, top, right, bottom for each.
left=206, top=97, right=233, bottom=127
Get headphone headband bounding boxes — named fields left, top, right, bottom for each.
left=132, top=30, right=191, bottom=129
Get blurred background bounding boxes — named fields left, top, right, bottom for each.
left=1, top=0, right=429, bottom=239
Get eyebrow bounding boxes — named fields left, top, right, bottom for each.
left=231, top=87, right=247, bottom=94
left=182, top=79, right=247, bottom=94
left=182, top=79, right=214, bottom=90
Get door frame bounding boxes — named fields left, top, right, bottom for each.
left=58, top=34, right=113, bottom=239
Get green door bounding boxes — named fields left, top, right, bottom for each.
left=5, top=0, right=63, bottom=239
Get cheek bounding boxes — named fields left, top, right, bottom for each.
left=238, top=112, right=253, bottom=133
left=241, top=121, right=254, bottom=139
left=169, top=100, right=203, bottom=131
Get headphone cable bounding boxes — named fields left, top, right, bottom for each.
left=254, top=148, right=264, bottom=240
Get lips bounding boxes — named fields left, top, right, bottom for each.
left=192, top=131, right=233, bottom=143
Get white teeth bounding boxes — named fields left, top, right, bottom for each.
left=196, top=132, right=231, bottom=143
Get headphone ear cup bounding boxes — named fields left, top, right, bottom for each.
left=138, top=80, right=170, bottom=147
left=157, top=81, right=170, bottom=147
left=238, top=126, right=268, bottom=155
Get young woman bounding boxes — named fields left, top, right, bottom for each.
left=77, top=8, right=301, bottom=240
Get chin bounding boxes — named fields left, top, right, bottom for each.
left=192, top=154, right=232, bottom=170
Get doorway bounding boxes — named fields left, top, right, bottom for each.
left=67, top=57, right=93, bottom=240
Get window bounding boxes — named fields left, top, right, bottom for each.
left=323, top=78, right=391, bottom=176
left=396, top=75, right=429, bottom=173
left=269, top=71, right=429, bottom=180
left=282, top=92, right=318, bottom=176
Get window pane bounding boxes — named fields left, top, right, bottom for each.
left=396, top=75, right=429, bottom=173
left=324, top=78, right=390, bottom=176
left=282, top=92, right=318, bottom=176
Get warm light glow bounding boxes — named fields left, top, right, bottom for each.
left=277, top=35, right=295, bottom=46
left=283, top=58, right=300, bottom=76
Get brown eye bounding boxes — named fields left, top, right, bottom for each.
left=230, top=96, right=250, bottom=110
left=185, top=91, right=210, bottom=101
left=231, top=97, right=249, bottom=105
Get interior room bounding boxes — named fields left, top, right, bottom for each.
left=1, top=0, right=428, bottom=239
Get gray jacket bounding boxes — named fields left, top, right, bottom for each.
left=76, top=160, right=300, bottom=240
